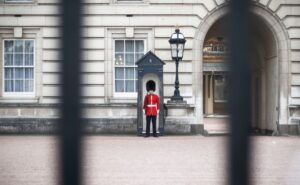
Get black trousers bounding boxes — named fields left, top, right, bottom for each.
left=146, top=115, right=157, bottom=136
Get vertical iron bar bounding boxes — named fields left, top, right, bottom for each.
left=229, top=0, right=252, bottom=185
left=60, top=0, right=83, bottom=185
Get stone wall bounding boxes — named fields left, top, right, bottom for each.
left=0, top=0, right=299, bottom=134
left=0, top=103, right=204, bottom=134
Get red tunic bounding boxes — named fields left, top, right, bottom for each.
left=143, top=93, right=160, bottom=116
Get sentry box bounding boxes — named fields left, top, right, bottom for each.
left=136, top=51, right=165, bottom=136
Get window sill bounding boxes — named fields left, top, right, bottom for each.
left=0, top=97, right=39, bottom=104
left=108, top=97, right=137, bottom=104
left=4, top=1, right=36, bottom=5
left=113, top=92, right=138, bottom=98
left=112, top=0, right=149, bottom=5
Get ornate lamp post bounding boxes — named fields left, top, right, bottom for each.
left=169, top=28, right=186, bottom=102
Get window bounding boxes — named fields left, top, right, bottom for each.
left=214, top=75, right=228, bottom=102
left=3, top=39, right=35, bottom=96
left=114, top=40, right=144, bottom=94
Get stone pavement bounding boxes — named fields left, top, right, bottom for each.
left=204, top=117, right=230, bottom=135
left=0, top=135, right=300, bottom=185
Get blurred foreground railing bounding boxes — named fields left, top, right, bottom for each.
left=229, top=0, right=252, bottom=185
left=60, top=1, right=83, bottom=185
left=58, top=0, right=252, bottom=185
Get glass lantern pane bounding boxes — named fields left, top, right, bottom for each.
left=115, top=40, right=124, bottom=52
left=170, top=43, right=177, bottom=58
left=178, top=44, right=184, bottom=58
left=171, top=33, right=178, bottom=39
left=178, top=33, right=184, bottom=39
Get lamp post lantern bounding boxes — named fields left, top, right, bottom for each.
left=169, top=28, right=186, bottom=102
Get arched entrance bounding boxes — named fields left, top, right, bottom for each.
left=202, top=16, right=230, bottom=133
left=250, top=13, right=280, bottom=133
left=193, top=4, right=289, bottom=134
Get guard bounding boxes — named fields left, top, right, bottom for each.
left=143, top=80, right=160, bottom=137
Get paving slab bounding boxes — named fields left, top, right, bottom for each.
left=0, top=135, right=300, bottom=185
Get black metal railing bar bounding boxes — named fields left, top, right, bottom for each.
left=229, top=0, right=252, bottom=185
left=60, top=1, right=83, bottom=185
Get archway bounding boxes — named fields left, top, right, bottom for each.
left=193, top=4, right=289, bottom=134
left=202, top=16, right=230, bottom=133
left=250, top=14, right=279, bottom=133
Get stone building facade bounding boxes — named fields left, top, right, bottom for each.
left=0, top=0, right=299, bottom=135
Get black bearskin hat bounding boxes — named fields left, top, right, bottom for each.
left=146, top=80, right=156, bottom=92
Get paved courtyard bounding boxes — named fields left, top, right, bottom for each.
left=0, top=135, right=300, bottom=185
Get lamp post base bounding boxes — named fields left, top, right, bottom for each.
left=170, top=95, right=183, bottom=101
left=168, top=96, right=187, bottom=104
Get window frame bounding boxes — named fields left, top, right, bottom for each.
left=2, top=39, right=36, bottom=98
left=113, top=39, right=146, bottom=98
